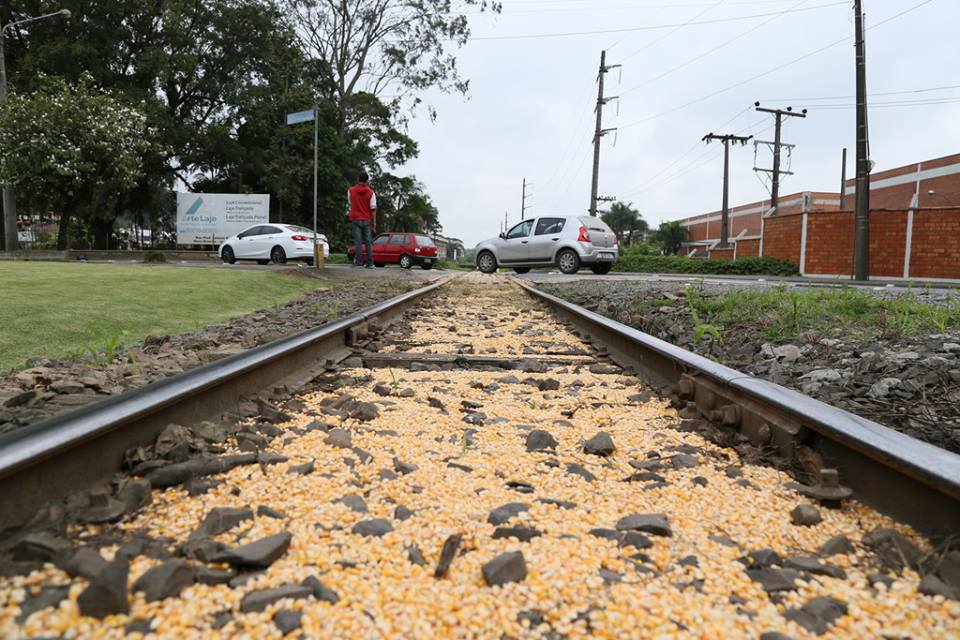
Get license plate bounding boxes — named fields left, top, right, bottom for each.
left=600, top=252, right=615, bottom=260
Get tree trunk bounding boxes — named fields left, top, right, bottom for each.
left=56, top=210, right=72, bottom=250
left=92, top=218, right=114, bottom=250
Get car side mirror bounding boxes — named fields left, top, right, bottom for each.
left=237, top=233, right=245, bottom=239
left=499, top=232, right=506, bottom=239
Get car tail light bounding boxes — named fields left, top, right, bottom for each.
left=578, top=226, right=591, bottom=242
left=291, top=234, right=308, bottom=241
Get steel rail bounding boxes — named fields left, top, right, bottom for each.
left=515, top=279, right=960, bottom=536
left=0, top=277, right=450, bottom=530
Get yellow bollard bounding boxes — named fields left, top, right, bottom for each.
left=314, top=243, right=325, bottom=269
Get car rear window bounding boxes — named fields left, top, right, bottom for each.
left=415, top=235, right=435, bottom=247
left=578, top=217, right=612, bottom=233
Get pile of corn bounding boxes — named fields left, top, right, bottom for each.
left=1, top=278, right=956, bottom=639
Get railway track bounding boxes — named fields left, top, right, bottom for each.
left=1, top=275, right=958, bottom=638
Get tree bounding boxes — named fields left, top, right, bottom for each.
left=0, top=74, right=159, bottom=248
left=653, top=220, right=689, bottom=255
left=602, top=201, right=648, bottom=244
left=290, top=0, right=501, bottom=121
left=374, top=174, right=440, bottom=233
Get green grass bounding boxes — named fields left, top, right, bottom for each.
left=615, top=252, right=799, bottom=277
left=0, top=262, right=328, bottom=371
left=682, top=284, right=960, bottom=343
left=326, top=253, right=350, bottom=264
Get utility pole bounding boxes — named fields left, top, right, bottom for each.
left=839, top=147, right=848, bottom=210
left=702, top=132, right=752, bottom=247
left=853, top=0, right=871, bottom=281
left=589, top=50, right=620, bottom=217
left=754, top=103, right=807, bottom=214
left=521, top=178, right=532, bottom=220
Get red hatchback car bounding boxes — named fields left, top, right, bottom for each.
left=348, top=232, right=439, bottom=270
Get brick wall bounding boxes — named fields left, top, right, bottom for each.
left=736, top=239, right=760, bottom=257
left=910, top=209, right=960, bottom=279
left=709, top=247, right=734, bottom=261
left=762, top=208, right=960, bottom=280
left=804, top=212, right=853, bottom=275
left=761, top=214, right=803, bottom=265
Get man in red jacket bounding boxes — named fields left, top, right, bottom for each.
left=348, top=171, right=377, bottom=268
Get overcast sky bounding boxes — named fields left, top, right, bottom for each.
left=398, top=0, right=959, bottom=245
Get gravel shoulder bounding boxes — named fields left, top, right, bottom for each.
left=538, top=280, right=960, bottom=455
left=0, top=277, right=425, bottom=435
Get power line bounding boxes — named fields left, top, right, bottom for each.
left=619, top=104, right=753, bottom=198
left=802, top=97, right=960, bottom=110
left=621, top=121, right=775, bottom=198
left=621, top=0, right=811, bottom=94
left=618, top=0, right=936, bottom=130
left=619, top=0, right=728, bottom=63
left=760, top=84, right=960, bottom=102
left=469, top=1, right=847, bottom=40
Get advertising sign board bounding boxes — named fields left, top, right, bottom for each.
left=176, top=193, right=270, bottom=245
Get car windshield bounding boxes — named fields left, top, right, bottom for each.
left=415, top=235, right=435, bottom=247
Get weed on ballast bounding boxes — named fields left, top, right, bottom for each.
left=684, top=285, right=960, bottom=344
left=84, top=325, right=130, bottom=364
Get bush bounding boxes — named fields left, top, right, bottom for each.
left=615, top=254, right=799, bottom=277
left=142, top=250, right=167, bottom=263
left=326, top=253, right=350, bottom=264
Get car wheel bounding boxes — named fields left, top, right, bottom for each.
left=221, top=246, right=236, bottom=264
left=512, top=267, right=531, bottom=274
left=271, top=246, right=287, bottom=264
left=590, top=263, right=613, bottom=275
left=477, top=251, right=498, bottom=274
left=257, top=259, right=270, bottom=265
left=399, top=254, right=413, bottom=269
left=305, top=258, right=314, bottom=266
left=420, top=263, right=434, bottom=271
left=557, top=249, right=580, bottom=274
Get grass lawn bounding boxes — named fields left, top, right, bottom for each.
left=0, top=262, right=327, bottom=371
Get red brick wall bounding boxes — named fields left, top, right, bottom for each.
left=762, top=214, right=803, bottom=265
left=763, top=208, right=960, bottom=280
left=868, top=211, right=908, bottom=278
left=709, top=247, right=734, bottom=261
left=804, top=212, right=853, bottom=275
left=910, top=209, right=960, bottom=279
left=736, top=239, right=760, bottom=257
left=803, top=211, right=907, bottom=277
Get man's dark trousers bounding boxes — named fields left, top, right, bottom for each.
left=352, top=220, right=373, bottom=266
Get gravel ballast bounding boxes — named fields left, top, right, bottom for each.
left=539, top=280, right=960, bottom=454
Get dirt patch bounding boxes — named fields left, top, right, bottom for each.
left=0, top=279, right=422, bottom=436
left=539, top=281, right=960, bottom=454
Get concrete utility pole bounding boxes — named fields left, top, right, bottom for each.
left=754, top=103, right=806, bottom=214
left=521, top=178, right=532, bottom=220
left=702, top=133, right=752, bottom=247
left=589, top=50, right=619, bottom=217
left=839, top=147, right=848, bottom=210
left=0, top=8, right=71, bottom=251
left=853, top=0, right=871, bottom=281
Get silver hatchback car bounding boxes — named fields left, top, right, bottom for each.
left=475, top=215, right=619, bottom=275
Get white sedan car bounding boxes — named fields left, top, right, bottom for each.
left=219, top=224, right=329, bottom=266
